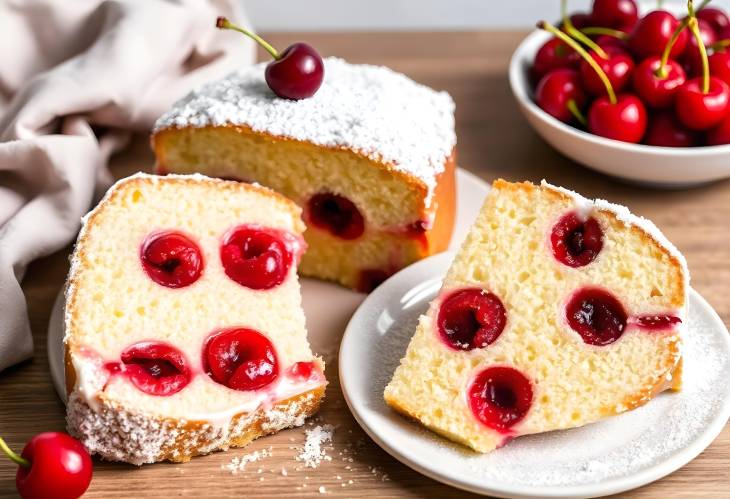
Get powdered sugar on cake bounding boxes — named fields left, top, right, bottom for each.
left=153, top=58, right=456, bottom=204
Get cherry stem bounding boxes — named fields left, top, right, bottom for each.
left=0, top=437, right=30, bottom=468
left=580, top=27, right=629, bottom=40
left=687, top=1, right=711, bottom=93
left=561, top=0, right=608, bottom=59
left=567, top=100, right=588, bottom=126
left=216, top=17, right=280, bottom=60
left=538, top=21, right=617, bottom=104
left=656, top=16, right=692, bottom=79
left=711, top=39, right=730, bottom=51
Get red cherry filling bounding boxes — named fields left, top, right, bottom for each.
left=220, top=225, right=293, bottom=290
left=566, top=288, right=627, bottom=346
left=203, top=328, right=279, bottom=391
left=287, top=361, right=320, bottom=381
left=468, top=366, right=533, bottom=432
left=635, top=315, right=681, bottom=330
left=307, top=192, right=364, bottom=240
left=437, top=289, right=507, bottom=351
left=140, top=231, right=203, bottom=288
left=550, top=212, right=604, bottom=268
left=120, top=342, right=191, bottom=396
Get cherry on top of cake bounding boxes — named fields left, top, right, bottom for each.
left=153, top=57, right=456, bottom=207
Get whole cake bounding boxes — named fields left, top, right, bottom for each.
left=384, top=179, right=687, bottom=452
left=151, top=57, right=457, bottom=291
left=64, top=174, right=326, bottom=464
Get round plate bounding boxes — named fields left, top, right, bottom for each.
left=340, top=251, right=730, bottom=498
left=47, top=168, right=492, bottom=401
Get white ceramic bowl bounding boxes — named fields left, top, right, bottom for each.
left=509, top=29, right=730, bottom=188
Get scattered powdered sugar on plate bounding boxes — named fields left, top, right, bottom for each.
left=222, top=447, right=272, bottom=473
left=296, top=424, right=335, bottom=468
left=153, top=57, right=456, bottom=206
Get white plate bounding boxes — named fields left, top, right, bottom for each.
left=47, top=168, right=492, bottom=401
left=339, top=251, right=730, bottom=498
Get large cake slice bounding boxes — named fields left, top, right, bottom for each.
left=151, top=57, right=457, bottom=292
left=384, top=179, right=687, bottom=452
left=65, top=173, right=326, bottom=464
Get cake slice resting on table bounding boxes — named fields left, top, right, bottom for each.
left=64, top=173, right=326, bottom=464
left=151, top=57, right=457, bottom=292
left=385, top=179, right=688, bottom=452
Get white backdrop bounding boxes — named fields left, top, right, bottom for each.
left=244, top=0, right=730, bottom=31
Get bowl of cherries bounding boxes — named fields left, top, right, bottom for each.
left=509, top=0, right=730, bottom=187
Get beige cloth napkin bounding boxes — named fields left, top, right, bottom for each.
left=0, top=0, right=254, bottom=372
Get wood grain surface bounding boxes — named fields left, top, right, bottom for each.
left=1, top=31, right=729, bottom=498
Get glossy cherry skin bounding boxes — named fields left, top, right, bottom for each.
left=566, top=287, right=628, bottom=346
left=264, top=43, right=324, bottom=100
left=566, top=12, right=592, bottom=30
left=632, top=56, right=686, bottom=108
left=204, top=328, right=279, bottom=391
left=629, top=11, right=688, bottom=60
left=706, top=112, right=730, bottom=145
left=696, top=7, right=730, bottom=35
left=709, top=52, right=730, bottom=87
left=579, top=45, right=635, bottom=97
left=535, top=69, right=588, bottom=123
left=468, top=366, right=533, bottom=433
left=140, top=231, right=203, bottom=289
left=681, top=18, right=718, bottom=77
left=437, top=288, right=507, bottom=351
left=16, top=432, right=92, bottom=499
left=532, top=38, right=580, bottom=81
left=644, top=111, right=701, bottom=147
left=588, top=93, right=648, bottom=143
left=307, top=192, right=365, bottom=240
left=120, top=342, right=191, bottom=396
left=550, top=212, right=604, bottom=267
left=591, top=0, right=639, bottom=31
left=220, top=225, right=294, bottom=290
left=675, top=77, right=730, bottom=130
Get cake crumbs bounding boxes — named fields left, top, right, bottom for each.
left=222, top=448, right=272, bottom=473
left=318, top=486, right=327, bottom=494
left=296, top=424, right=335, bottom=468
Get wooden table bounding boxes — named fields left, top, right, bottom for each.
left=2, top=31, right=729, bottom=498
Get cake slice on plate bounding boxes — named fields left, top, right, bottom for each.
left=65, top=173, right=326, bottom=464
left=384, top=179, right=687, bottom=452
left=151, top=57, right=457, bottom=292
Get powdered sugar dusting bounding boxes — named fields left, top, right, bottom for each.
left=296, top=424, right=335, bottom=468
left=153, top=58, right=456, bottom=204
left=223, top=447, right=272, bottom=473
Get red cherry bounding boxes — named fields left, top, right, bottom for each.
left=566, top=287, right=628, bottom=346
left=203, top=328, right=279, bottom=391
left=706, top=112, right=730, bottom=145
left=468, top=366, right=533, bottom=433
left=287, top=361, right=320, bottom=381
left=216, top=18, right=323, bottom=100
left=437, top=288, right=507, bottom=351
left=709, top=51, right=730, bottom=86
left=220, top=225, right=294, bottom=290
left=535, top=69, right=588, bottom=123
left=566, top=12, right=592, bottom=30
left=635, top=314, right=682, bottom=330
left=120, top=342, right=191, bottom=396
left=265, top=43, right=325, bottom=100
left=629, top=11, right=688, bottom=60
left=532, top=38, right=580, bottom=81
left=550, top=212, right=604, bottom=267
left=0, top=432, right=93, bottom=499
left=307, top=192, right=365, bottom=240
left=632, top=56, right=686, bottom=108
left=588, top=93, right=648, bottom=142
left=696, top=7, right=730, bottom=34
left=591, top=0, right=639, bottom=31
left=645, top=111, right=701, bottom=147
left=675, top=77, right=730, bottom=130
left=579, top=45, right=635, bottom=97
left=140, top=231, right=203, bottom=289
left=681, top=18, right=718, bottom=77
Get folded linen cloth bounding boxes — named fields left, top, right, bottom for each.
left=0, top=0, right=254, bottom=372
